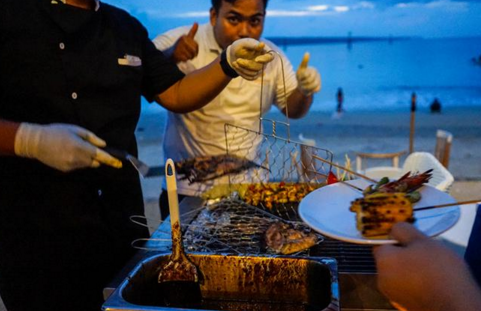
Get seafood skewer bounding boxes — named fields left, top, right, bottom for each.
left=350, top=170, right=434, bottom=237
left=414, top=199, right=481, bottom=212
left=363, top=169, right=433, bottom=203
left=350, top=192, right=414, bottom=237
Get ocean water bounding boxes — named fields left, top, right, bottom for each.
left=142, top=37, right=481, bottom=114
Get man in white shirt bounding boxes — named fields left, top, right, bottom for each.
left=153, top=0, right=321, bottom=219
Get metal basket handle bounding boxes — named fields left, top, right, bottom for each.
left=259, top=50, right=291, bottom=141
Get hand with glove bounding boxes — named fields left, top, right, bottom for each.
left=296, top=52, right=321, bottom=96
left=14, top=123, right=123, bottom=172
left=170, top=23, right=199, bottom=63
left=224, top=38, right=274, bottom=80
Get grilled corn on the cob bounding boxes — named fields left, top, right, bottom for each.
left=350, top=192, right=414, bottom=237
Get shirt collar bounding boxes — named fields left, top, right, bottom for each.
left=51, top=0, right=100, bottom=12
left=205, top=24, right=223, bottom=54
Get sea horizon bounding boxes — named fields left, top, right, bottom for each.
left=142, top=36, right=481, bottom=115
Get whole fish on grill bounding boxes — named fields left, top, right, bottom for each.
left=264, top=222, right=318, bottom=254
left=176, top=154, right=268, bottom=184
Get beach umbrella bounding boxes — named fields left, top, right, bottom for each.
left=409, top=92, right=417, bottom=154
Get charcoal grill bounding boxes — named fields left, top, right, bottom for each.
left=103, top=253, right=340, bottom=311
left=137, top=197, right=377, bottom=273
left=125, top=196, right=395, bottom=310
left=108, top=51, right=396, bottom=310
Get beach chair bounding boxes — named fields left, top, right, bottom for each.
left=355, top=151, right=407, bottom=179
left=298, top=133, right=317, bottom=180
left=434, top=129, right=453, bottom=169
left=363, top=152, right=454, bottom=192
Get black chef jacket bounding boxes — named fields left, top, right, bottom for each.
left=465, top=205, right=481, bottom=287
left=0, top=0, right=184, bottom=310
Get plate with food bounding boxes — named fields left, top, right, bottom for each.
left=298, top=171, right=461, bottom=245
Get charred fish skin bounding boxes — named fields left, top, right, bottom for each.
left=175, top=155, right=265, bottom=184
left=264, top=222, right=318, bottom=255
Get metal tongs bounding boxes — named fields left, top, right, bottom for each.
left=102, top=147, right=150, bottom=177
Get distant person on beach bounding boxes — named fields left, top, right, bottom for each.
left=0, top=0, right=274, bottom=309
left=473, top=54, right=481, bottom=65
left=411, top=92, right=417, bottom=112
left=430, top=98, right=442, bottom=113
left=336, top=87, right=344, bottom=113
left=331, top=87, right=344, bottom=119
left=374, top=222, right=481, bottom=311
left=153, top=0, right=322, bottom=219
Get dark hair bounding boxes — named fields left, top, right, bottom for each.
left=211, top=0, right=269, bottom=12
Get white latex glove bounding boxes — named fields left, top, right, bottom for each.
left=14, top=123, right=123, bottom=172
left=226, top=38, right=274, bottom=81
left=296, top=52, right=321, bottom=96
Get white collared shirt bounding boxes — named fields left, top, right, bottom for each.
left=153, top=23, right=297, bottom=196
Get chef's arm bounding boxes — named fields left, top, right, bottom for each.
left=283, top=90, right=314, bottom=119
left=155, top=57, right=231, bottom=113
left=155, top=38, right=274, bottom=113
left=0, top=119, right=20, bottom=155
left=0, top=118, right=122, bottom=171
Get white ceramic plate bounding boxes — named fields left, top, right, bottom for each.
left=299, top=179, right=460, bottom=245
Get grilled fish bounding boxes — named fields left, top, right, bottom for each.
left=176, top=154, right=267, bottom=184
left=264, top=222, right=318, bottom=254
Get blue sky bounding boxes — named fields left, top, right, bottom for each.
left=105, top=0, right=481, bottom=38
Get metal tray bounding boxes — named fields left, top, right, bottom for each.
left=103, top=252, right=340, bottom=311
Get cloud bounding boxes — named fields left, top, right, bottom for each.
left=334, top=6, right=350, bottom=12
left=105, top=0, right=481, bottom=38
left=395, top=0, right=468, bottom=10
left=425, top=0, right=468, bottom=9
left=271, top=2, right=377, bottom=17
left=160, top=0, right=467, bottom=19
left=175, top=11, right=209, bottom=18
left=308, top=5, right=329, bottom=11
left=353, top=2, right=376, bottom=9
left=268, top=10, right=323, bottom=16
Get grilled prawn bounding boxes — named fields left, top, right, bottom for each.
left=363, top=169, right=433, bottom=202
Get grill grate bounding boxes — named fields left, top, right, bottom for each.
left=179, top=198, right=376, bottom=273
left=310, top=238, right=377, bottom=273
left=183, top=198, right=323, bottom=256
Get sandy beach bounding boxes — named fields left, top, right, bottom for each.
left=137, top=106, right=481, bottom=180
left=136, top=106, right=481, bottom=225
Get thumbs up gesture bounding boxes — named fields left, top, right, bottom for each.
left=296, top=52, right=321, bottom=96
left=171, top=23, right=199, bottom=63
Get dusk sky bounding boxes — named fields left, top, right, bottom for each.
left=105, top=0, right=481, bottom=38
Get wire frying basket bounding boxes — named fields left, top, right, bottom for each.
left=180, top=50, right=334, bottom=255
left=137, top=50, right=334, bottom=256
left=220, top=49, right=334, bottom=220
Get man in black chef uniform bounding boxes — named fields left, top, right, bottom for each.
left=0, top=0, right=273, bottom=310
